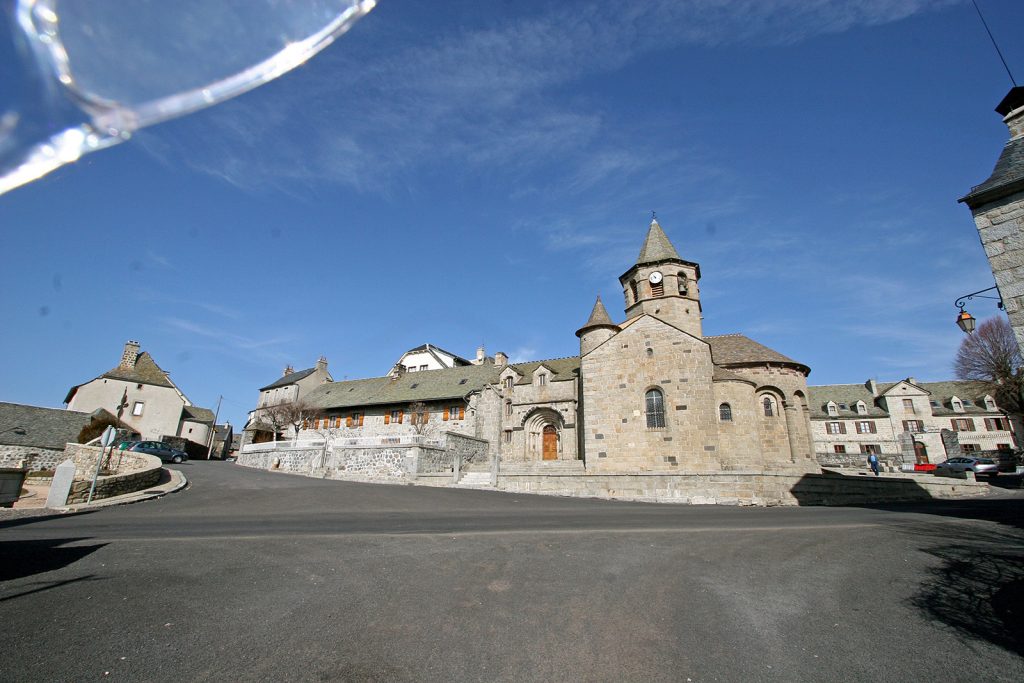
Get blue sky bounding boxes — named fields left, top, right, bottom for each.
left=1, top=0, right=1022, bottom=428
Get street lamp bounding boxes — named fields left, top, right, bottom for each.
left=954, top=286, right=1003, bottom=334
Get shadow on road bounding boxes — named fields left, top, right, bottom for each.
left=896, top=521, right=1024, bottom=656
left=0, top=538, right=107, bottom=582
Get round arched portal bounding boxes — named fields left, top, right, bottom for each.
left=523, top=408, right=563, bottom=461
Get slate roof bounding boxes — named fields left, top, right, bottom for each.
left=509, top=357, right=580, bottom=385
left=712, top=366, right=755, bottom=385
left=182, top=405, right=215, bottom=423
left=808, top=380, right=1005, bottom=419
left=102, top=352, right=174, bottom=388
left=961, top=87, right=1024, bottom=207
left=577, top=297, right=618, bottom=335
left=705, top=334, right=809, bottom=372
left=306, top=363, right=504, bottom=411
left=636, top=219, right=682, bottom=264
left=65, top=351, right=178, bottom=404
left=0, top=402, right=114, bottom=450
left=260, top=367, right=317, bottom=392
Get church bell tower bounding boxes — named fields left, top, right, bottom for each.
left=619, top=218, right=702, bottom=338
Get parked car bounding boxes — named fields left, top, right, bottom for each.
left=129, top=441, right=189, bottom=464
left=934, top=457, right=999, bottom=478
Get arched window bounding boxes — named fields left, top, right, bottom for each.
left=629, top=280, right=639, bottom=304
left=763, top=396, right=775, bottom=417
left=719, top=403, right=732, bottom=421
left=505, top=401, right=513, bottom=416
left=646, top=389, right=666, bottom=429
left=504, top=377, right=513, bottom=389
left=678, top=273, right=688, bottom=295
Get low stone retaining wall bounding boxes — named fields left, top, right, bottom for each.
left=0, top=444, right=67, bottom=471
left=494, top=470, right=990, bottom=506
left=51, top=444, right=163, bottom=506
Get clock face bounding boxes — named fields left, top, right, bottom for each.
left=649, top=271, right=663, bottom=284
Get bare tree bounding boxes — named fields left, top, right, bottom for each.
left=954, top=316, right=1024, bottom=415
left=407, top=401, right=435, bottom=437
left=262, top=399, right=316, bottom=443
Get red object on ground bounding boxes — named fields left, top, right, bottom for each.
left=914, top=464, right=936, bottom=472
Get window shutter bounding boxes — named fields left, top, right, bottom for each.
left=985, top=418, right=993, bottom=431
left=443, top=407, right=450, bottom=421
left=358, top=414, right=364, bottom=427
left=346, top=415, right=352, bottom=428
left=422, top=411, right=428, bottom=423
left=967, top=418, right=975, bottom=432
left=398, top=410, right=404, bottom=424
left=459, top=406, right=465, bottom=420
left=951, top=419, right=957, bottom=431
left=839, top=422, right=846, bottom=434
left=384, top=412, right=390, bottom=425
left=869, top=422, right=876, bottom=434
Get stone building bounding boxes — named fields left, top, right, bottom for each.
left=64, top=341, right=214, bottom=446
left=244, top=357, right=333, bottom=443
left=274, top=219, right=817, bottom=474
left=960, top=86, right=1024, bottom=349
left=809, top=378, right=1017, bottom=466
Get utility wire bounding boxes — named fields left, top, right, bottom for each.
left=972, top=0, right=1017, bottom=87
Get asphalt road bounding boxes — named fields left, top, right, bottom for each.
left=2, top=462, right=1023, bottom=682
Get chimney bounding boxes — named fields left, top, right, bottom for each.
left=996, top=86, right=1024, bottom=140
left=865, top=378, right=877, bottom=397
left=282, top=364, right=294, bottom=377
left=907, top=377, right=917, bottom=386
left=494, top=351, right=508, bottom=367
left=316, top=355, right=328, bottom=373
left=389, top=363, right=406, bottom=381
left=120, top=340, right=140, bottom=368
left=475, top=345, right=486, bottom=365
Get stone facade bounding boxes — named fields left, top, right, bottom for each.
left=809, top=378, right=1017, bottom=467
left=961, top=87, right=1024, bottom=350
left=240, top=218, right=817, bottom=482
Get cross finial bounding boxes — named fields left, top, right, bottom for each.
left=651, top=210, right=657, bottom=222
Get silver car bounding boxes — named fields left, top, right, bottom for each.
left=934, top=457, right=999, bottom=478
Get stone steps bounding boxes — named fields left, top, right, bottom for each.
left=499, top=460, right=586, bottom=476
left=453, top=472, right=493, bottom=488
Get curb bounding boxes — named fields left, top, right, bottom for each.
left=56, top=468, right=189, bottom=512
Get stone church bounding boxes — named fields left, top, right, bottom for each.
left=289, top=219, right=817, bottom=474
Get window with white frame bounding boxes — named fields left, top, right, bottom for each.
left=132, top=401, right=144, bottom=416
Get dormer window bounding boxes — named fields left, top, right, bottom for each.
left=855, top=401, right=867, bottom=415
left=838, top=403, right=848, bottom=410
left=951, top=397, right=963, bottom=413
left=538, top=373, right=547, bottom=386
left=826, top=402, right=838, bottom=416
left=984, top=395, right=996, bottom=410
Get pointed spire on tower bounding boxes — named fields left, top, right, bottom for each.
left=635, top=217, right=681, bottom=265
left=576, top=295, right=620, bottom=338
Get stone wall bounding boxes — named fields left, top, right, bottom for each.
left=236, top=446, right=323, bottom=472
left=0, top=444, right=66, bottom=471
left=494, top=470, right=989, bottom=506
left=582, top=317, right=723, bottom=473
left=417, top=446, right=455, bottom=475
left=970, top=190, right=1024, bottom=351
left=328, top=448, right=407, bottom=481
left=815, top=451, right=903, bottom=470
left=445, top=432, right=490, bottom=467
left=54, top=444, right=162, bottom=506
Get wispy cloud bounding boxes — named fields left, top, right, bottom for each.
left=162, top=317, right=296, bottom=356
left=139, top=0, right=957, bottom=194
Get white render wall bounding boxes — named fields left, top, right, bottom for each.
left=68, top=378, right=186, bottom=442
